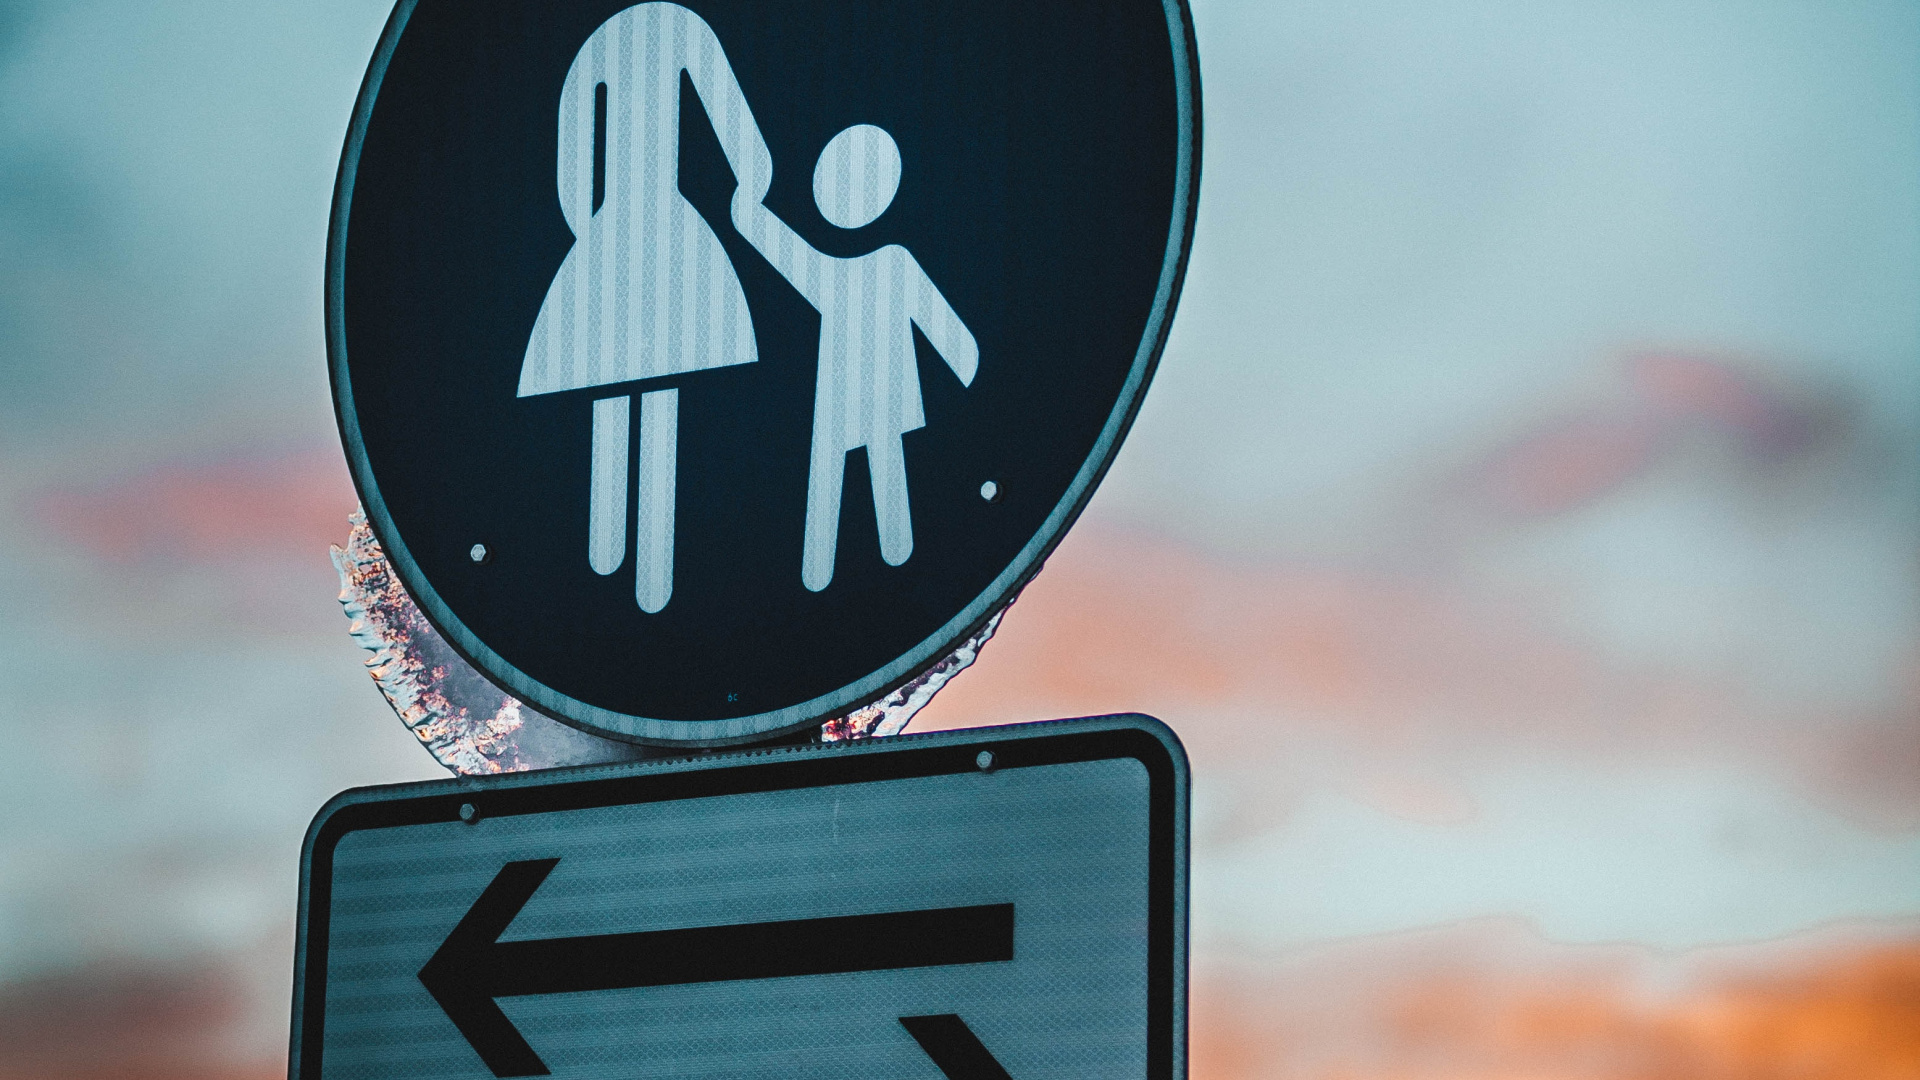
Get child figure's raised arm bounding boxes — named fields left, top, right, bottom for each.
left=903, top=251, right=978, bottom=387
left=732, top=195, right=825, bottom=309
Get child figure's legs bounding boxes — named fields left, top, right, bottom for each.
left=802, top=431, right=846, bottom=593
left=867, top=433, right=913, bottom=567
left=800, top=431, right=914, bottom=591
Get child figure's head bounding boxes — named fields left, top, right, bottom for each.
left=813, top=124, right=901, bottom=230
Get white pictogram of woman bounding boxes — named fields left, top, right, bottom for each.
left=733, top=125, right=979, bottom=591
left=517, top=2, right=773, bottom=613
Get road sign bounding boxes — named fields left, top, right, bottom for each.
left=291, top=715, right=1189, bottom=1079
left=327, top=0, right=1202, bottom=744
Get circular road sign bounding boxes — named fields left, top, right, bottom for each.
left=329, top=0, right=1201, bottom=745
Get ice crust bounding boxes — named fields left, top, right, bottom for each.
left=332, top=510, right=1001, bottom=774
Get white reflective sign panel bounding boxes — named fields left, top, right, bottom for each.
left=291, top=717, right=1188, bottom=1080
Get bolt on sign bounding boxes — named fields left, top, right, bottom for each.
left=290, top=716, right=1190, bottom=1079
left=327, top=0, right=1202, bottom=745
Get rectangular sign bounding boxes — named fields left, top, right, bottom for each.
left=290, top=715, right=1189, bottom=1080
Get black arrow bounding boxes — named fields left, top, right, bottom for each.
left=900, top=1014, right=1018, bottom=1080
left=419, top=859, right=1016, bottom=1077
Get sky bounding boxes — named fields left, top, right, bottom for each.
left=0, top=0, right=1916, bottom=1076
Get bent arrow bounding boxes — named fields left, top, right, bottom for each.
left=900, top=1014, right=1018, bottom=1080
left=419, top=859, right=1015, bottom=1077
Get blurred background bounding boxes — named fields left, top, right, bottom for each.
left=1, top=0, right=1915, bottom=1076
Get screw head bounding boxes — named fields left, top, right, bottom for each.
left=979, top=480, right=1001, bottom=503
left=458, top=802, right=478, bottom=823
left=469, top=543, right=490, bottom=564
left=975, top=750, right=995, bottom=771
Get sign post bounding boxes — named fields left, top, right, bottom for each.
left=292, top=716, right=1188, bottom=1079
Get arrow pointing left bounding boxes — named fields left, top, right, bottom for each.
left=418, top=859, right=1017, bottom=1077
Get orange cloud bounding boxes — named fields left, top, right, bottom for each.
left=4, top=929, right=1912, bottom=1080
left=31, top=448, right=357, bottom=565
left=913, top=521, right=1920, bottom=830
left=1445, top=350, right=1841, bottom=520
left=1192, top=926, right=1920, bottom=1080
left=0, top=962, right=277, bottom=1080
left=919, top=523, right=1676, bottom=749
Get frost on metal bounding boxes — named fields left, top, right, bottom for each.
left=334, top=508, right=1003, bottom=775
left=332, top=510, right=532, bottom=775
left=820, top=607, right=1006, bottom=741
left=332, top=510, right=658, bottom=774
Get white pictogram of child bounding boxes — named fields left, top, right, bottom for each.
left=732, top=124, right=979, bottom=591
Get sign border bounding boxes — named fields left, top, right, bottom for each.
left=289, top=714, right=1189, bottom=1080
left=324, top=0, right=1205, bottom=745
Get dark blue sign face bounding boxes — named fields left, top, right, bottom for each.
left=330, top=0, right=1200, bottom=743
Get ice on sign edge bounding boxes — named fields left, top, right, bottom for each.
left=331, top=509, right=1007, bottom=773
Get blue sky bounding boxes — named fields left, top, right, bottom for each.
left=0, top=1, right=1915, bottom=1057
